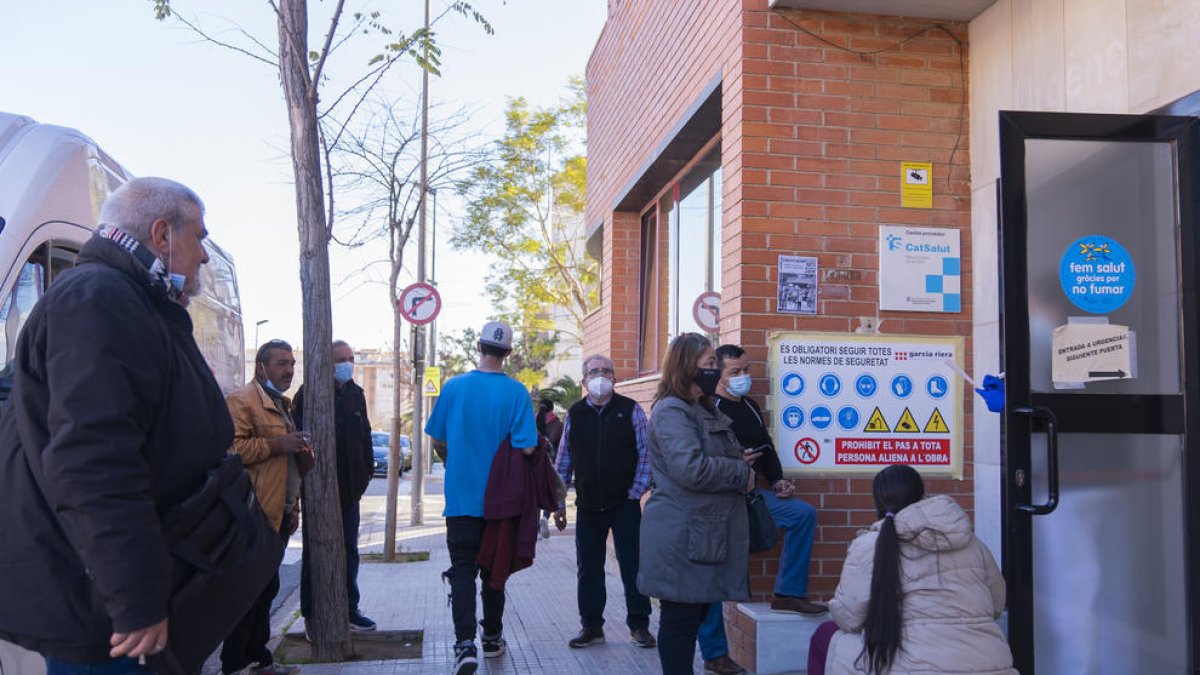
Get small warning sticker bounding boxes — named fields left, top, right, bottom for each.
left=863, top=407, right=890, bottom=432
left=923, top=408, right=949, bottom=433
left=894, top=408, right=920, bottom=433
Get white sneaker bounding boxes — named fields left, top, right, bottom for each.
left=538, top=517, right=551, bottom=539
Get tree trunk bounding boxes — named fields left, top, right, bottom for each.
left=277, top=0, right=349, bottom=661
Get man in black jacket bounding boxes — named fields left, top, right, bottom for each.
left=552, top=354, right=656, bottom=650
left=0, top=178, right=234, bottom=673
left=295, top=340, right=377, bottom=633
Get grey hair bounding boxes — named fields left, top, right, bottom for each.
left=98, top=177, right=205, bottom=244
left=581, top=353, right=615, bottom=377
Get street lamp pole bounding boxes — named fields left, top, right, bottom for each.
left=253, top=319, right=269, bottom=349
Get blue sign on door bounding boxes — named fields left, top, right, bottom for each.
left=1059, top=235, right=1135, bottom=313
left=810, top=405, right=833, bottom=430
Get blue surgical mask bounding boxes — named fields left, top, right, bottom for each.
left=168, top=273, right=186, bottom=292
left=262, top=378, right=283, bottom=394
left=334, top=361, right=354, bottom=384
left=727, top=374, right=752, bottom=397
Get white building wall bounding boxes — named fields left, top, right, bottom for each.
left=968, top=0, right=1200, bottom=558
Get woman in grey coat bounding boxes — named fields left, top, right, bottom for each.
left=638, top=333, right=759, bottom=674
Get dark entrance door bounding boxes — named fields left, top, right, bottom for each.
left=999, top=111, right=1200, bottom=674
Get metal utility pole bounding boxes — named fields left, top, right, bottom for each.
left=409, top=0, right=431, bottom=527
left=427, top=188, right=438, bottom=476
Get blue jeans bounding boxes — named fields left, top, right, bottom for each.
left=301, top=498, right=362, bottom=616
left=45, top=657, right=150, bottom=674
left=697, top=490, right=818, bottom=660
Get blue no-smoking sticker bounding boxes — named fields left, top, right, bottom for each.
left=781, top=373, right=805, bottom=397
left=781, top=405, right=806, bottom=430
left=810, top=405, right=833, bottom=430
left=1059, top=235, right=1135, bottom=313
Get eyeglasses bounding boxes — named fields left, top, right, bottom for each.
left=586, top=367, right=615, bottom=377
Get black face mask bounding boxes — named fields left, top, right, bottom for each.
left=694, top=367, right=721, bottom=396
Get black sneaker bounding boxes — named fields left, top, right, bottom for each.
left=481, top=631, right=506, bottom=658
left=348, top=609, right=377, bottom=632
left=452, top=641, right=478, bottom=675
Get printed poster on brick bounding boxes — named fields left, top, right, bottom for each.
left=879, top=225, right=961, bottom=313
left=767, top=332, right=964, bottom=479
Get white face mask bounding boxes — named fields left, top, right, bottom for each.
left=587, top=376, right=614, bottom=399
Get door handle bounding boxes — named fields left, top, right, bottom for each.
left=1012, top=406, right=1059, bottom=515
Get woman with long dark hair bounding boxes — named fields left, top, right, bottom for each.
left=637, top=333, right=758, bottom=674
left=809, top=464, right=1016, bottom=675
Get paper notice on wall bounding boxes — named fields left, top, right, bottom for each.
left=777, top=255, right=818, bottom=315
left=1051, top=323, right=1135, bottom=386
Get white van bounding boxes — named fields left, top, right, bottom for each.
left=0, top=112, right=245, bottom=394
left=0, top=114, right=247, bottom=673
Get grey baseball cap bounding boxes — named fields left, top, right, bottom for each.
left=479, top=320, right=513, bottom=350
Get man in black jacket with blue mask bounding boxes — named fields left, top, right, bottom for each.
left=294, top=340, right=377, bottom=634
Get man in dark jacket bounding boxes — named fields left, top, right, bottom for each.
left=552, top=354, right=656, bottom=650
left=295, top=339, right=377, bottom=633
left=0, top=178, right=233, bottom=674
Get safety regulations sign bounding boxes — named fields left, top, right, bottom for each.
left=769, top=332, right=964, bottom=478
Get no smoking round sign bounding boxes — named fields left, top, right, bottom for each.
left=398, top=282, right=442, bottom=326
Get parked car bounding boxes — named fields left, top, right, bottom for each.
left=371, top=432, right=412, bottom=477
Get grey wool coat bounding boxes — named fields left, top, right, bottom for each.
left=637, top=396, right=753, bottom=604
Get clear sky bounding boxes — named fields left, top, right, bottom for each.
left=2, top=0, right=606, bottom=351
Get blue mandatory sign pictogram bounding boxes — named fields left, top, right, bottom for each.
left=818, top=373, right=842, bottom=398
left=855, top=374, right=878, bottom=398
left=837, top=406, right=860, bottom=430
left=781, top=405, right=806, bottom=430
left=781, top=373, right=805, bottom=397
left=926, top=375, right=948, bottom=399
left=1059, top=235, right=1135, bottom=313
left=810, top=405, right=833, bottom=430
left=891, top=374, right=913, bottom=399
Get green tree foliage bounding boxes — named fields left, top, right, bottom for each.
left=537, top=374, right=582, bottom=412
left=454, top=78, right=596, bottom=351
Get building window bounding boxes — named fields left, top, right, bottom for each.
left=669, top=145, right=722, bottom=337
left=638, top=209, right=660, bottom=373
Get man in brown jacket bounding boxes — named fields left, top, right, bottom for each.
left=221, top=339, right=311, bottom=675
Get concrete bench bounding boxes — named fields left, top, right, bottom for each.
left=727, top=602, right=828, bottom=674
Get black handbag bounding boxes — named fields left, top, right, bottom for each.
left=145, top=454, right=284, bottom=675
left=746, top=492, right=778, bottom=553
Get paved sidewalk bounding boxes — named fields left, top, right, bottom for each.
left=262, top=470, right=710, bottom=675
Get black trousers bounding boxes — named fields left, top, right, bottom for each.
left=300, top=498, right=362, bottom=617
left=445, top=516, right=505, bottom=643
left=219, top=570, right=280, bottom=673
left=576, top=499, right=651, bottom=630
left=656, top=600, right=710, bottom=675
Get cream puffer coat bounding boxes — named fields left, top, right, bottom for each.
left=825, top=494, right=1017, bottom=675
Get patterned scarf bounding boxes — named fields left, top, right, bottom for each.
left=97, top=224, right=188, bottom=306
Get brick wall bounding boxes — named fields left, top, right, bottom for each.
left=587, top=0, right=974, bottom=606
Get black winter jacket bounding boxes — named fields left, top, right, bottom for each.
left=0, top=235, right=234, bottom=663
left=293, top=379, right=373, bottom=507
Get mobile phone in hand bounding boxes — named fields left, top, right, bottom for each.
left=745, top=443, right=770, bottom=455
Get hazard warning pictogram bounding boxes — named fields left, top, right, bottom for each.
left=894, top=408, right=919, bottom=433
left=863, top=407, right=890, bottom=432
left=923, top=408, right=949, bottom=433
left=795, top=438, right=820, bottom=464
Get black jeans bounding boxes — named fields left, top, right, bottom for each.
left=576, top=499, right=651, bottom=630
left=300, top=498, right=362, bottom=617
left=657, top=600, right=710, bottom=675
left=220, top=570, right=279, bottom=673
left=445, top=516, right=505, bottom=643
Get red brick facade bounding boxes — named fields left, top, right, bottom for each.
left=586, top=0, right=974, bottom=605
